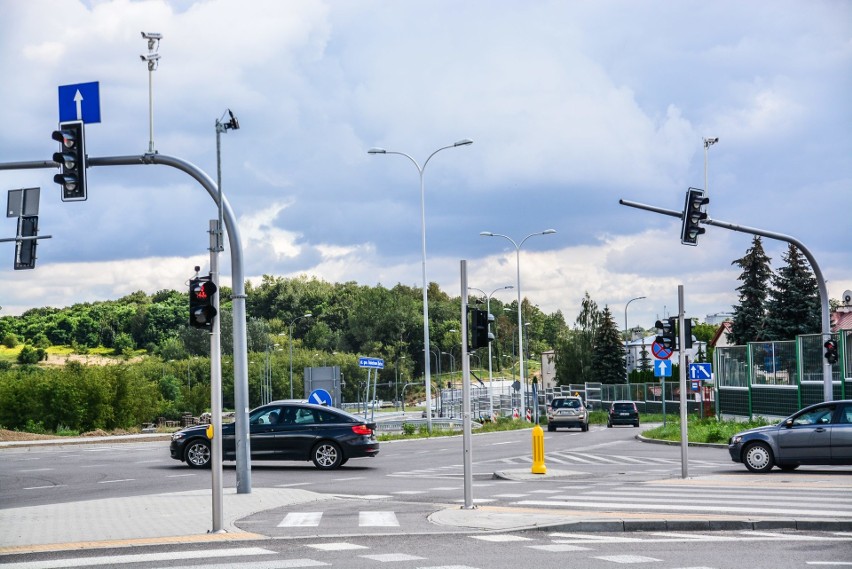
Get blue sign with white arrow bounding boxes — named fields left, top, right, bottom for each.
left=358, top=356, right=384, bottom=369
left=58, top=82, right=101, bottom=123
left=654, top=359, right=672, bottom=377
left=689, top=363, right=712, bottom=380
left=308, top=388, right=333, bottom=406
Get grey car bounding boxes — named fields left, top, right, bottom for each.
left=547, top=396, right=589, bottom=432
left=728, top=400, right=852, bottom=473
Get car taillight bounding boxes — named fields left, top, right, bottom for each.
left=352, top=425, right=373, bottom=436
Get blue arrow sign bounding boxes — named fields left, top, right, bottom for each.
left=689, top=363, right=712, bottom=380
left=58, top=82, right=101, bottom=123
left=308, top=388, right=333, bottom=406
left=358, top=356, right=385, bottom=369
left=654, top=359, right=672, bottom=377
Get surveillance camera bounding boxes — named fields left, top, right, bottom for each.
left=194, top=266, right=201, bottom=272
left=140, top=53, right=161, bottom=62
left=141, top=32, right=162, bottom=40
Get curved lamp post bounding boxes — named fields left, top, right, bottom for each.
left=480, top=229, right=556, bottom=422
left=369, top=138, right=473, bottom=432
left=288, top=313, right=312, bottom=399
left=624, top=296, right=646, bottom=384
left=469, top=285, right=513, bottom=418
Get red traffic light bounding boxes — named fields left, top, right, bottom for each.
left=824, top=340, right=839, bottom=365
left=189, top=276, right=217, bottom=329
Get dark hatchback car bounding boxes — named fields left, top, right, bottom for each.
left=728, top=400, right=852, bottom=473
left=607, top=400, right=640, bottom=428
left=170, top=401, right=380, bottom=470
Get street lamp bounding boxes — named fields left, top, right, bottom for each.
left=369, top=138, right=473, bottom=432
left=624, top=296, right=646, bottom=384
left=469, top=285, right=513, bottom=418
left=288, top=313, right=312, bottom=399
left=481, top=229, right=556, bottom=422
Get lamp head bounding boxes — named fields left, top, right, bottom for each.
left=304, top=313, right=313, bottom=318
left=542, top=229, right=557, bottom=235
left=454, top=138, right=473, bottom=147
left=480, top=231, right=494, bottom=237
left=368, top=147, right=386, bottom=154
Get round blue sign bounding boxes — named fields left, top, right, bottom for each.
left=308, top=388, right=333, bottom=406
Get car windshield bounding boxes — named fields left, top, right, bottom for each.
left=553, top=399, right=580, bottom=409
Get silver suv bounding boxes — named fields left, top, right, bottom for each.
left=547, top=396, right=589, bottom=432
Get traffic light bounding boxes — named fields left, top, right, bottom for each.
left=824, top=340, right=839, bottom=365
left=470, top=309, right=495, bottom=350
left=52, top=121, right=87, bottom=202
left=655, top=317, right=677, bottom=351
left=14, top=215, right=38, bottom=270
left=680, top=187, right=709, bottom=246
left=683, top=318, right=693, bottom=349
left=189, top=275, right=217, bottom=330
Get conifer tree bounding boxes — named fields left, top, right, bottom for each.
left=765, top=244, right=820, bottom=340
left=591, top=305, right=627, bottom=384
left=728, top=236, right=772, bottom=345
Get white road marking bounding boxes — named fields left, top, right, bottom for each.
left=278, top=512, right=322, bottom=527
left=595, top=555, right=661, bottom=563
left=360, top=553, right=425, bottom=562
left=5, top=547, right=276, bottom=569
left=306, top=542, right=368, bottom=551
left=359, top=511, right=399, bottom=527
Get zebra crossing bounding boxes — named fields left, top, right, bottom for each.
left=5, top=531, right=851, bottom=569
left=278, top=511, right=400, bottom=528
left=390, top=451, right=727, bottom=477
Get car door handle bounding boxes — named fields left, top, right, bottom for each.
left=814, top=427, right=826, bottom=433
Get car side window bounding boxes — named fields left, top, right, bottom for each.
left=793, top=406, right=835, bottom=426
left=295, top=408, right=317, bottom=425
left=842, top=406, right=852, bottom=424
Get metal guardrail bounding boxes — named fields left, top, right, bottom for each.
left=373, top=417, right=482, bottom=433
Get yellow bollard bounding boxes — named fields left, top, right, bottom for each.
left=531, top=423, right=546, bottom=474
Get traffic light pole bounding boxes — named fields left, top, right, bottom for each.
left=620, top=198, right=834, bottom=402
left=0, top=153, right=254, bottom=492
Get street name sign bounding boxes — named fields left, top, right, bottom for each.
left=654, top=359, right=672, bottom=377
left=58, top=81, right=101, bottom=123
left=358, top=356, right=384, bottom=369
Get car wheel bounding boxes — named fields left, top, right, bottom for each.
left=547, top=424, right=555, bottom=432
left=312, top=441, right=343, bottom=469
left=581, top=423, right=589, bottom=432
left=633, top=421, right=640, bottom=427
left=184, top=439, right=211, bottom=469
left=778, top=464, right=799, bottom=471
left=743, top=442, right=774, bottom=473
left=607, top=422, right=612, bottom=428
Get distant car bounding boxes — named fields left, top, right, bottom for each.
left=547, top=396, right=589, bottom=432
left=607, top=400, right=640, bottom=428
left=728, top=400, right=852, bottom=473
left=170, top=401, right=380, bottom=470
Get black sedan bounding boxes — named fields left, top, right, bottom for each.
left=728, top=400, right=852, bottom=473
left=170, top=401, right=380, bottom=470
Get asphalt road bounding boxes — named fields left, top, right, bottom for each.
left=2, top=528, right=851, bottom=569
left=1, top=423, right=730, bottom=509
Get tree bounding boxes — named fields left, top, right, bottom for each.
left=728, top=236, right=772, bottom=345
left=591, top=306, right=627, bottom=384
left=765, top=244, right=820, bottom=340
left=554, top=292, right=602, bottom=385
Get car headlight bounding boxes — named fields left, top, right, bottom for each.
left=171, top=432, right=185, bottom=442
left=730, top=435, right=742, bottom=445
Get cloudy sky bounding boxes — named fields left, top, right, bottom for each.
left=1, top=0, right=850, bottom=332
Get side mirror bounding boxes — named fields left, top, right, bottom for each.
left=784, top=418, right=794, bottom=428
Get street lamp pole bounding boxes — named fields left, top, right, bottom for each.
left=288, top=313, right=312, bottom=399
left=704, top=136, right=718, bottom=198
left=481, top=229, right=556, bottom=422
left=369, top=139, right=472, bottom=432
left=624, top=296, right=646, bottom=384
left=469, top=285, right=513, bottom=419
